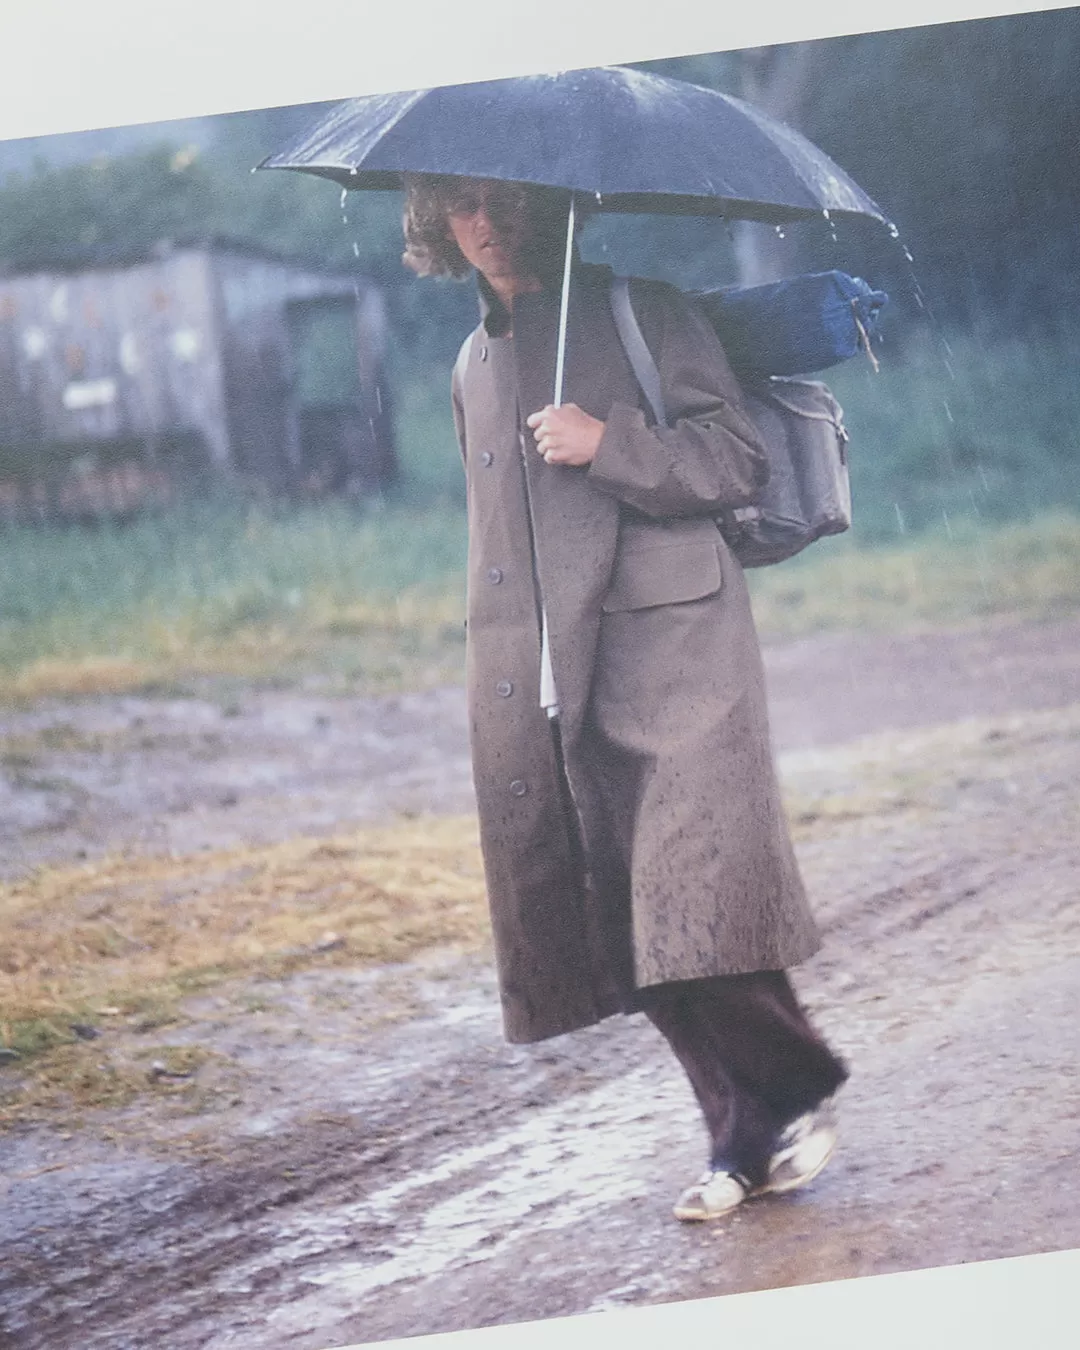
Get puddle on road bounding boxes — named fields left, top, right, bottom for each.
left=224, top=1064, right=695, bottom=1336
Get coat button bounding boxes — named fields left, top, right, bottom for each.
left=486, top=566, right=503, bottom=584
left=510, top=779, right=528, bottom=796
left=480, top=451, right=494, bottom=466
left=496, top=679, right=513, bottom=697
left=479, top=345, right=489, bottom=361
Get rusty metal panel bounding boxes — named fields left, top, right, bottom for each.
left=0, top=253, right=225, bottom=458
left=0, top=243, right=393, bottom=508
left=153, top=251, right=231, bottom=467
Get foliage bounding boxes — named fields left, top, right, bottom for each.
left=0, top=145, right=219, bottom=269
left=647, top=10, right=1080, bottom=328
left=831, top=323, right=1080, bottom=541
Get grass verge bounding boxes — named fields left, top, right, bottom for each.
left=0, top=814, right=487, bottom=1122
left=0, top=497, right=467, bottom=702
left=748, top=509, right=1080, bottom=638
left=2, top=499, right=1079, bottom=702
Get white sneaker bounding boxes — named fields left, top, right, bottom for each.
left=756, top=1110, right=837, bottom=1195
left=673, top=1169, right=751, bottom=1221
left=673, top=1109, right=837, bottom=1221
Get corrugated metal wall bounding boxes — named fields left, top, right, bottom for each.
left=0, top=245, right=394, bottom=516
left=0, top=252, right=226, bottom=463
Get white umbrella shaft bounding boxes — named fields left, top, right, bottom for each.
left=540, top=193, right=576, bottom=720
left=552, top=193, right=576, bottom=408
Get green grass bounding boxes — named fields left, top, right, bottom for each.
left=0, top=497, right=467, bottom=700
left=829, top=322, right=1080, bottom=542
left=747, top=509, right=1080, bottom=638
left=3, top=498, right=1078, bottom=702
left=392, top=374, right=466, bottom=502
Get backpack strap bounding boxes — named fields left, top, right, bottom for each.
left=609, top=276, right=669, bottom=429
left=610, top=276, right=761, bottom=542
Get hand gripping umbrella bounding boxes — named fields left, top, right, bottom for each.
left=259, top=64, right=892, bottom=405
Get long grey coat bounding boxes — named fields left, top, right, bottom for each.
left=451, top=262, right=820, bottom=1045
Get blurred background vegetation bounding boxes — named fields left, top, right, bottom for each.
left=1, top=8, right=1079, bottom=698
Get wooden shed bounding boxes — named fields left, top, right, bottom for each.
left=0, top=239, right=396, bottom=518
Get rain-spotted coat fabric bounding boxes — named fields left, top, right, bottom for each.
left=451, top=262, right=821, bottom=1045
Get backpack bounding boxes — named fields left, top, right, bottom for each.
left=609, top=274, right=867, bottom=568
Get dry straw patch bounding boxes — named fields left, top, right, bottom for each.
left=2, top=587, right=467, bottom=703
left=0, top=814, right=488, bottom=1088
left=9, top=656, right=169, bottom=702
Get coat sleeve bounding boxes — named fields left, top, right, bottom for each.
left=585, top=279, right=769, bottom=518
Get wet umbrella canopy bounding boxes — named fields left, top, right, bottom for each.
left=259, top=65, right=889, bottom=226
left=260, top=66, right=892, bottom=406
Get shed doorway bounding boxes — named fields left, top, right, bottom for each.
left=286, top=295, right=386, bottom=494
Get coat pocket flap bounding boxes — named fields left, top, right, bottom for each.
left=601, top=535, right=723, bottom=612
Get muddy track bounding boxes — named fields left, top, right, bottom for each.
left=2, top=616, right=1080, bottom=1349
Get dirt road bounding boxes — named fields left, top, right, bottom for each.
left=2, top=617, right=1079, bottom=1349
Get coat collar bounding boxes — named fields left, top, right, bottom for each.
left=476, top=272, right=512, bottom=337
left=475, top=250, right=605, bottom=337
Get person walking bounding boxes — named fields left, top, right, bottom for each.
left=402, top=174, right=849, bottom=1221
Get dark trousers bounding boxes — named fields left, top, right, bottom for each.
left=639, top=972, right=849, bottom=1186
left=550, top=719, right=847, bottom=1183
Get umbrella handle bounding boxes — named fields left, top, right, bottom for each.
left=553, top=193, right=576, bottom=408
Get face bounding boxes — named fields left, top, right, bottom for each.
left=443, top=179, right=536, bottom=286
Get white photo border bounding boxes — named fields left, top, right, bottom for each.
left=1, top=2, right=1078, bottom=1348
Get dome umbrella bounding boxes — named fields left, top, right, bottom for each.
left=258, top=64, right=892, bottom=404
